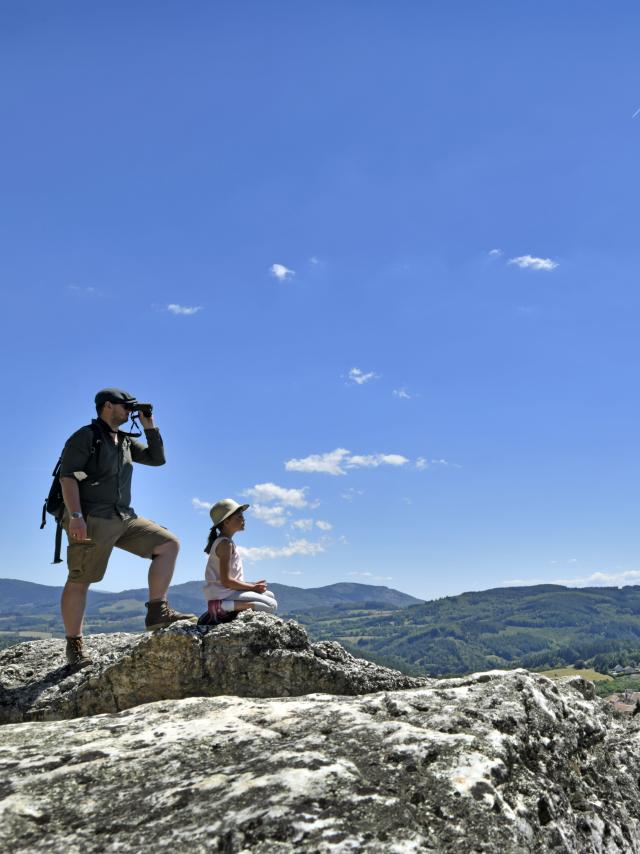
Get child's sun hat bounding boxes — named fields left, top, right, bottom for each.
left=210, top=498, right=250, bottom=527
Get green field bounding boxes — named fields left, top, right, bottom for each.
left=539, top=666, right=612, bottom=682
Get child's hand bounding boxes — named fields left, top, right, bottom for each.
left=253, top=580, right=267, bottom=593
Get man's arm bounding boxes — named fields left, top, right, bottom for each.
left=59, top=427, right=94, bottom=542
left=129, top=412, right=166, bottom=466
left=60, top=477, right=90, bottom=542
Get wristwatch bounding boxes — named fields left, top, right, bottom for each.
left=71, top=512, right=83, bottom=519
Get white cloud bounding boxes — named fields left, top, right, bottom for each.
left=167, top=304, right=203, bottom=315
left=393, top=388, right=411, bottom=400
left=553, top=570, right=640, bottom=586
left=244, top=482, right=307, bottom=508
left=502, top=569, right=640, bottom=588
left=238, top=538, right=325, bottom=562
left=309, top=256, right=320, bottom=265
left=192, top=497, right=213, bottom=511
left=341, top=488, right=363, bottom=502
left=270, top=263, right=295, bottom=281
left=347, top=454, right=409, bottom=469
left=68, top=284, right=98, bottom=295
left=281, top=570, right=302, bottom=576
left=508, top=255, right=558, bottom=271
left=285, top=449, right=408, bottom=476
left=348, top=367, right=378, bottom=385
left=348, top=571, right=393, bottom=582
left=291, top=518, right=332, bottom=532
left=286, top=448, right=351, bottom=475
left=251, top=504, right=288, bottom=527
left=416, top=458, right=461, bottom=470
left=488, top=248, right=503, bottom=258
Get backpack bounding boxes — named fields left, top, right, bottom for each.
left=40, top=423, right=104, bottom=564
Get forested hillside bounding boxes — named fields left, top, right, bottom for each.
left=291, top=584, right=640, bottom=675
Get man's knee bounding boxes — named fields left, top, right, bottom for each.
left=153, top=537, right=180, bottom=558
left=63, top=579, right=91, bottom=592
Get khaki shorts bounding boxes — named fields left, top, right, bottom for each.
left=63, top=513, right=179, bottom=583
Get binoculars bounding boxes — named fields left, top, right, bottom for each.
left=124, top=402, right=153, bottom=418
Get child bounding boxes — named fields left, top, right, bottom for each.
left=202, top=498, right=278, bottom=623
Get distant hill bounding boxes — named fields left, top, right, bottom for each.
left=326, top=584, right=640, bottom=676
left=7, top=579, right=640, bottom=678
left=0, top=578, right=422, bottom=645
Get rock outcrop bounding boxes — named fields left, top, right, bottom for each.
left=0, top=612, right=426, bottom=723
left=2, top=668, right=640, bottom=852
left=3, top=613, right=640, bottom=852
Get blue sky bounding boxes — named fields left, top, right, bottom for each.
left=3, top=1, right=640, bottom=600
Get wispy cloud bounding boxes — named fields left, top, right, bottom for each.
left=291, top=518, right=333, bottom=532
left=286, top=448, right=350, bottom=475
left=488, top=248, right=503, bottom=258
left=167, top=304, right=203, bottom=315
left=502, top=569, right=640, bottom=588
left=192, top=497, right=213, bottom=511
left=348, top=571, right=393, bottom=582
left=309, top=256, right=320, bottom=265
left=341, top=488, right=364, bottom=502
left=68, top=284, right=98, bottom=295
left=285, top=448, right=408, bottom=476
left=416, top=458, right=461, bottom=471
left=251, top=504, right=288, bottom=527
left=632, top=107, right=640, bottom=119
left=244, top=482, right=307, bottom=508
left=508, top=255, right=558, bottom=271
left=393, top=388, right=411, bottom=400
left=348, top=367, right=378, bottom=385
left=347, top=453, right=409, bottom=469
left=238, top=538, right=325, bottom=562
left=270, top=263, right=295, bottom=281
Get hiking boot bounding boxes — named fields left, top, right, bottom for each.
left=66, top=636, right=92, bottom=671
left=145, top=599, right=197, bottom=631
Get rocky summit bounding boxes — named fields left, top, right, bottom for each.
left=2, top=614, right=640, bottom=852
left=0, top=612, right=425, bottom=723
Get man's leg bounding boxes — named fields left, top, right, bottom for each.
left=115, top=518, right=196, bottom=629
left=60, top=513, right=118, bottom=669
left=61, top=579, right=91, bottom=637
left=148, top=538, right=180, bottom=600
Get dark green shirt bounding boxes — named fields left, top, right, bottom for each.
left=59, top=418, right=166, bottom=519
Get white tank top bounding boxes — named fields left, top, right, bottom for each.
left=203, top=536, right=244, bottom=600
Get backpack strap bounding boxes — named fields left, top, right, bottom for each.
left=88, top=421, right=104, bottom=467
left=52, top=519, right=64, bottom=564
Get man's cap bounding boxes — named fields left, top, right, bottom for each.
left=95, top=388, right=138, bottom=408
left=210, top=498, right=250, bottom=528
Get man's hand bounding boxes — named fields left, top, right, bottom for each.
left=68, top=516, right=91, bottom=543
left=138, top=411, right=155, bottom=430
left=252, top=580, right=268, bottom=594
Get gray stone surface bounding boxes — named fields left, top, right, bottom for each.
left=0, top=611, right=426, bottom=723
left=2, top=670, right=640, bottom=853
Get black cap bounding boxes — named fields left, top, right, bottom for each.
left=94, top=388, right=138, bottom=408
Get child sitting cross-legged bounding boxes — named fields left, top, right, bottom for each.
left=201, top=498, right=278, bottom=623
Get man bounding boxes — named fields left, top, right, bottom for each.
left=59, top=387, right=195, bottom=670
